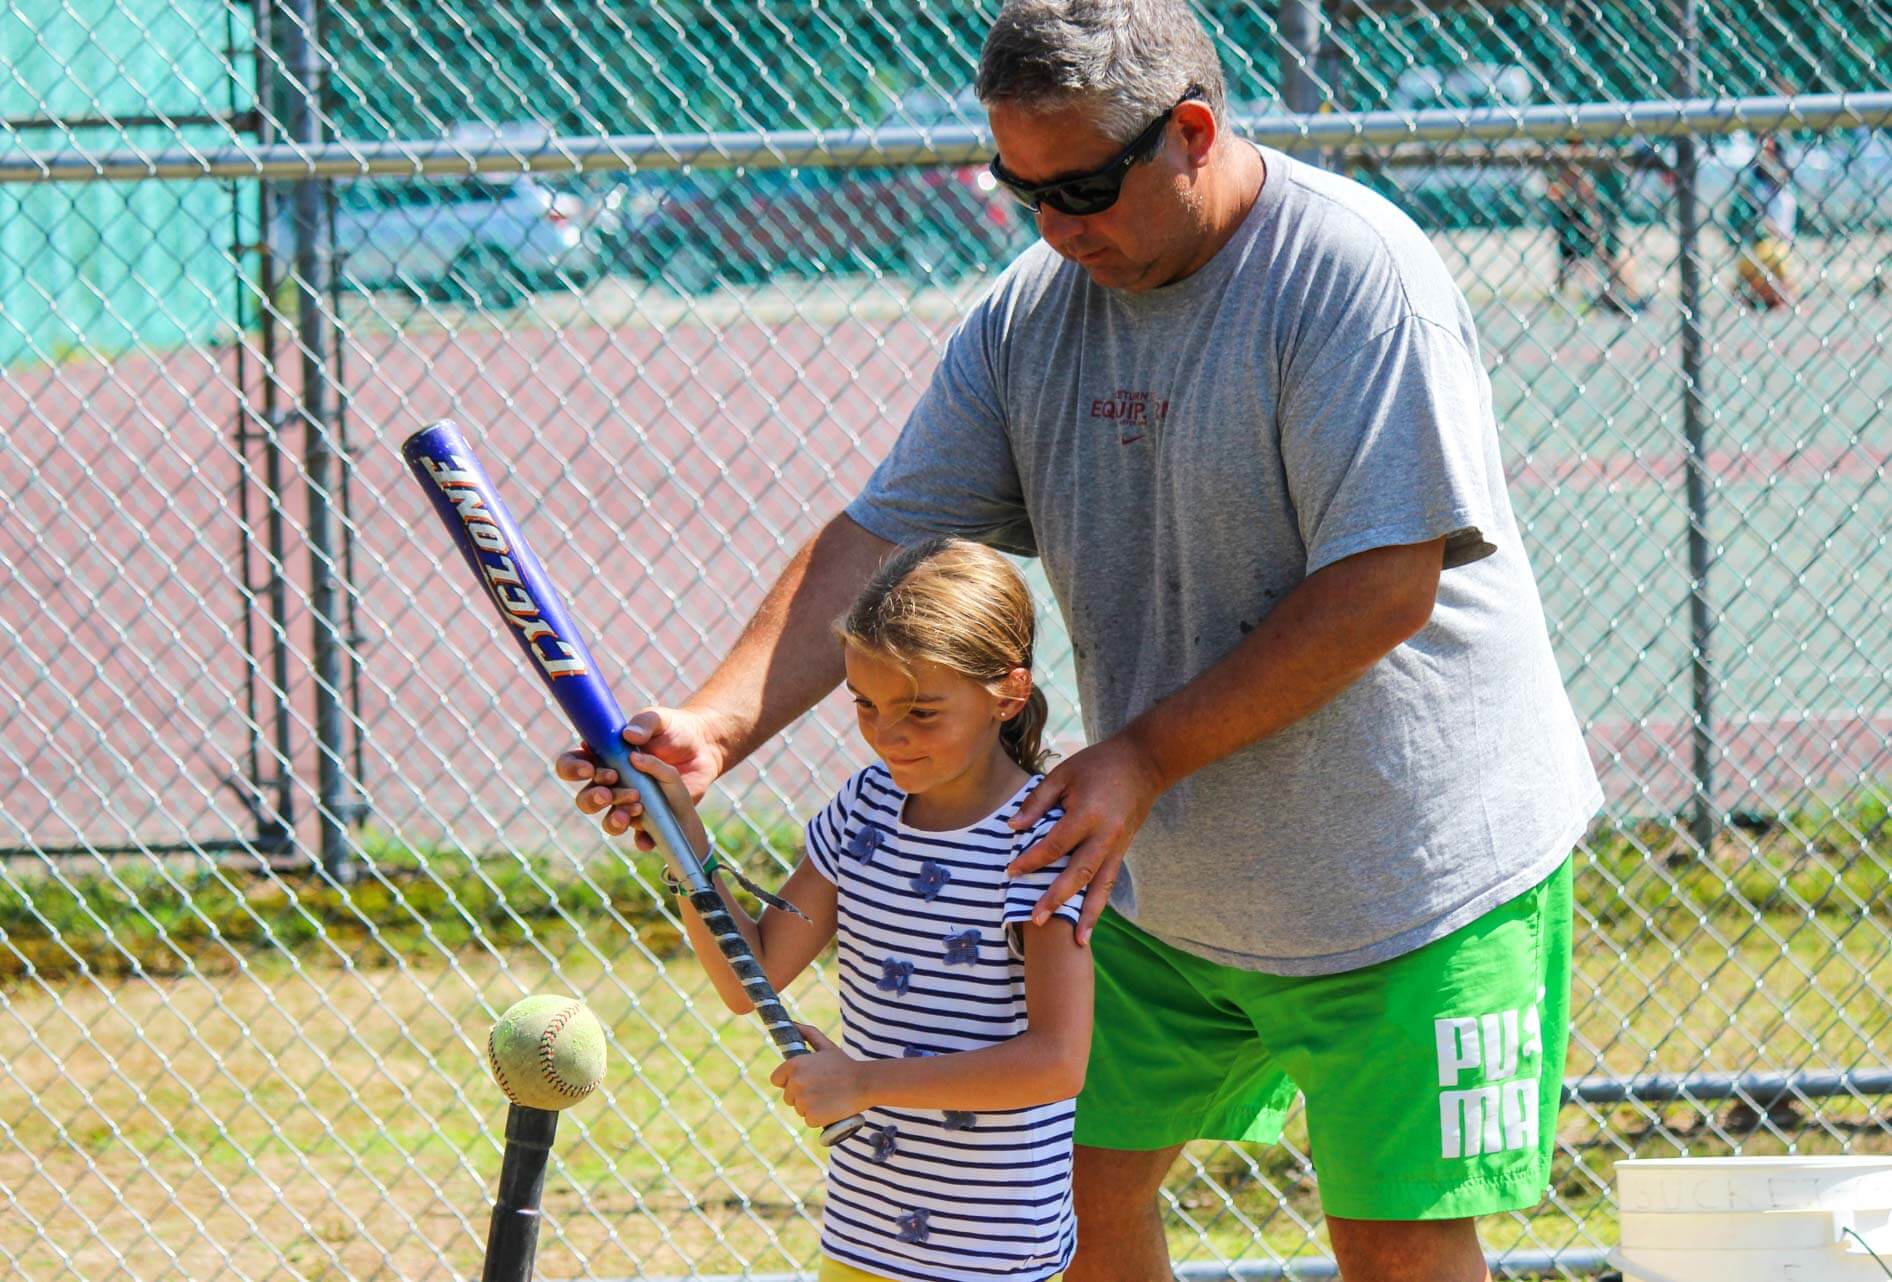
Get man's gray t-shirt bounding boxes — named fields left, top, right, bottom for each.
left=847, top=146, right=1602, bottom=976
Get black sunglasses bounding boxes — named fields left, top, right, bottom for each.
left=989, top=85, right=1205, bottom=217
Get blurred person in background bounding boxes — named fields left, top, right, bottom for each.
left=1547, top=142, right=1642, bottom=314
left=1733, top=133, right=1798, bottom=310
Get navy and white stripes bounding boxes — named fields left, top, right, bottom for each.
left=805, top=765, right=1083, bottom=1282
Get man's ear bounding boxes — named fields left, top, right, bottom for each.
left=1174, top=99, right=1220, bottom=168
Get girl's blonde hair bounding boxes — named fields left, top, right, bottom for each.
left=837, top=537, right=1052, bottom=774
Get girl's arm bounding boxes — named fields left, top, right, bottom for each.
left=632, top=751, right=837, bottom=1013
left=678, top=859, right=837, bottom=1014
left=771, top=917, right=1093, bottom=1122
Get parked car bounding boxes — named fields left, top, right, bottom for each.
left=610, top=87, right=1029, bottom=294
left=883, top=84, right=986, bottom=133
left=615, top=164, right=1028, bottom=294
left=1371, top=64, right=1547, bottom=229
left=290, top=172, right=620, bottom=305
left=272, top=123, right=624, bottom=306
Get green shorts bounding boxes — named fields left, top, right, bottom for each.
left=1075, top=859, right=1572, bottom=1221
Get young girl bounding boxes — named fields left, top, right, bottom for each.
left=632, top=537, right=1092, bottom=1282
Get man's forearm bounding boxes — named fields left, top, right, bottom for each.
left=687, top=513, right=893, bottom=771
left=1124, top=539, right=1444, bottom=790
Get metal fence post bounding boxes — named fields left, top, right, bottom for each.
left=1279, top=0, right=1324, bottom=159
left=280, top=0, right=355, bottom=881
left=1674, top=0, right=1718, bottom=855
left=245, top=0, right=296, bottom=860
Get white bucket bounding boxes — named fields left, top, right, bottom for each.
left=1613, top=1156, right=1892, bottom=1282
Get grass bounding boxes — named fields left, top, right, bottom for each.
left=2, top=796, right=1888, bottom=1278
left=7, top=791, right=1884, bottom=987
left=0, top=816, right=810, bottom=986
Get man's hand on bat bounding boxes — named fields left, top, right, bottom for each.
left=557, top=705, right=725, bottom=850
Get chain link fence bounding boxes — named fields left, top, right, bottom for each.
left=3, top=0, right=1889, bottom=1277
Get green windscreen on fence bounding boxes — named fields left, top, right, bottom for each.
left=0, top=0, right=252, bottom=367
left=322, top=0, right=1892, bottom=139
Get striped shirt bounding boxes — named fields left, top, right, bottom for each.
left=804, top=764, right=1085, bottom=1282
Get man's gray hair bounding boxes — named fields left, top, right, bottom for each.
left=976, top=0, right=1228, bottom=145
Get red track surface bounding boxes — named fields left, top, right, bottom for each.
left=4, top=308, right=942, bottom=858
left=3, top=303, right=1884, bottom=862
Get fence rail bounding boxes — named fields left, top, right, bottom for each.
left=5, top=90, right=1891, bottom=183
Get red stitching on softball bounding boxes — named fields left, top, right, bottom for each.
left=488, top=1025, right=516, bottom=1102
left=538, top=1001, right=593, bottom=1098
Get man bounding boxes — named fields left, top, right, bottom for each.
left=561, top=2, right=1601, bottom=1278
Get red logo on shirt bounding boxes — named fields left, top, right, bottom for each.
left=1089, top=389, right=1169, bottom=445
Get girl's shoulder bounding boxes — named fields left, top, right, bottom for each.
left=815, top=762, right=898, bottom=817
left=810, top=767, right=1062, bottom=868
left=804, top=764, right=902, bottom=880
left=1004, top=774, right=1063, bottom=850
left=844, top=762, right=902, bottom=822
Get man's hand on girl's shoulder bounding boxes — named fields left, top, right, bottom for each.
left=1006, top=733, right=1166, bottom=944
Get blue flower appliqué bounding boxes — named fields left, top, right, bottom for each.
left=909, top=859, right=951, bottom=901
left=872, top=1125, right=901, bottom=1163
left=877, top=957, right=915, bottom=996
left=895, top=1208, right=930, bottom=1243
left=844, top=823, right=886, bottom=865
left=942, top=929, right=981, bottom=966
left=943, top=1110, right=976, bottom=1131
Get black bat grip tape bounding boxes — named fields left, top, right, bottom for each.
left=689, top=890, right=869, bottom=1147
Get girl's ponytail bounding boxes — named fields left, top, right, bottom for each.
left=999, top=686, right=1051, bottom=774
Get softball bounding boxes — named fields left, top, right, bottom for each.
left=486, top=995, right=607, bottom=1111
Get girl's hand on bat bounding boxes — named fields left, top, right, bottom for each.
left=623, top=750, right=714, bottom=861
left=557, top=705, right=725, bottom=849
left=770, top=1025, right=867, bottom=1126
